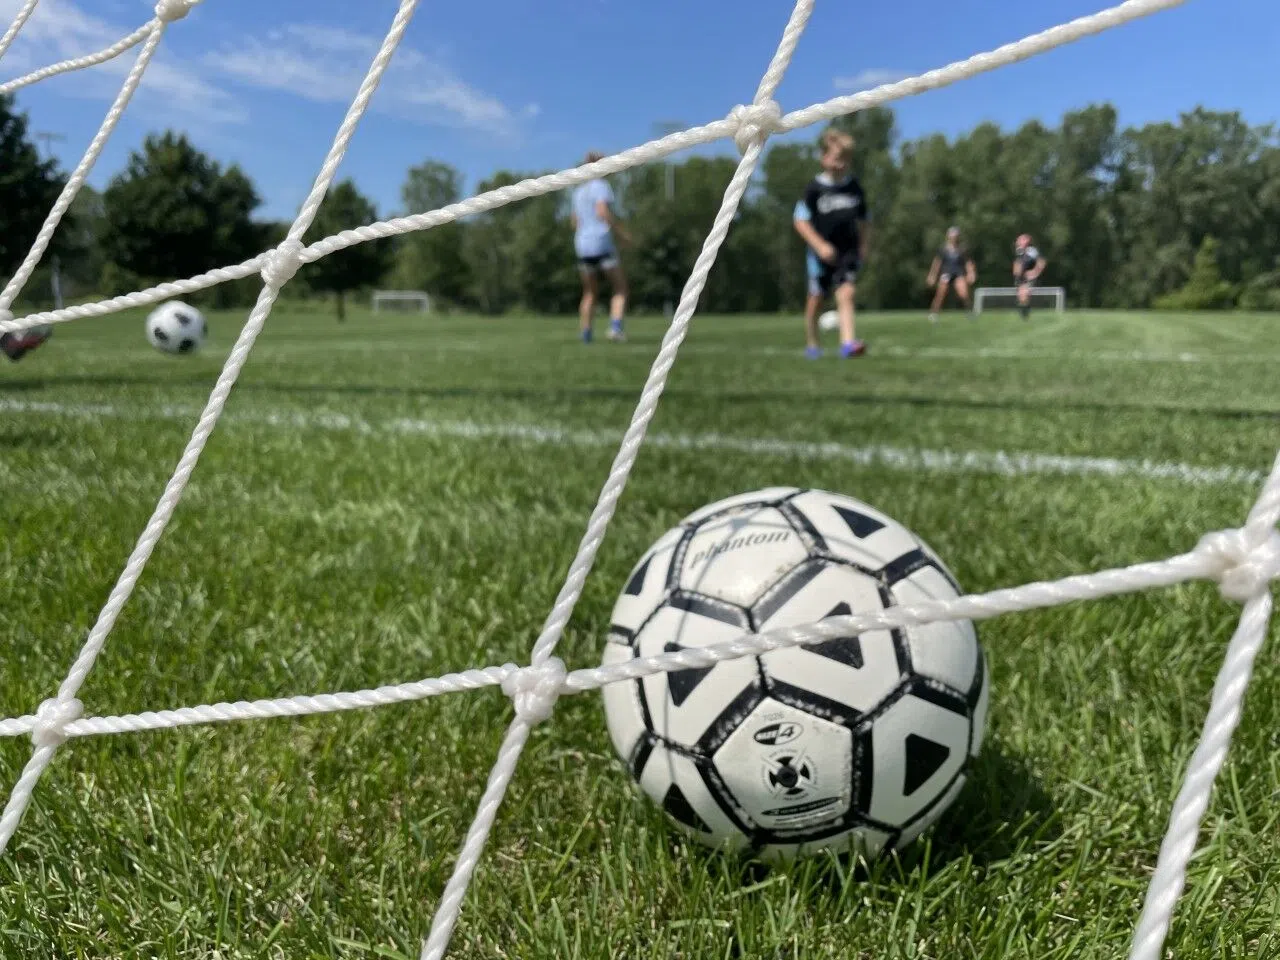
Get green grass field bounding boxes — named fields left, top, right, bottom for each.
left=2, top=305, right=1279, bottom=958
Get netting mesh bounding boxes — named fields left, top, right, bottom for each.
left=3, top=0, right=1277, bottom=957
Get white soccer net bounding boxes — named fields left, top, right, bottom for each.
left=974, top=285, right=1067, bottom=314
left=373, top=289, right=432, bottom=313
left=2, top=2, right=1276, bottom=959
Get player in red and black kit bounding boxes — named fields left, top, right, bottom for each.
left=926, top=226, right=976, bottom=322
left=1013, top=233, right=1046, bottom=320
left=792, top=128, right=869, bottom=358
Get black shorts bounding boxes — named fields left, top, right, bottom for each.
left=939, top=271, right=965, bottom=284
left=815, top=248, right=860, bottom=294
left=578, top=252, right=618, bottom=273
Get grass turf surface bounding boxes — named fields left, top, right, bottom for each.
left=2, top=305, right=1279, bottom=958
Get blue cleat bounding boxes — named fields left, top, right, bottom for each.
left=804, top=345, right=822, bottom=360
left=839, top=339, right=867, bottom=358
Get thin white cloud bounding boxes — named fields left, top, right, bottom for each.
left=833, top=68, right=913, bottom=92
left=209, top=24, right=534, bottom=137
left=0, top=0, right=244, bottom=124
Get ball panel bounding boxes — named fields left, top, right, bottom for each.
left=755, top=563, right=902, bottom=714
left=609, top=526, right=682, bottom=635
left=711, top=697, right=854, bottom=834
left=600, top=642, right=648, bottom=765
left=891, top=577, right=977, bottom=694
left=679, top=487, right=801, bottom=527
left=895, top=773, right=967, bottom=850
left=634, top=605, right=762, bottom=750
left=761, top=821, right=895, bottom=863
left=636, top=741, right=749, bottom=850
left=676, top=506, right=809, bottom=607
left=969, top=652, right=991, bottom=759
left=865, top=690, right=970, bottom=827
left=787, top=490, right=920, bottom=569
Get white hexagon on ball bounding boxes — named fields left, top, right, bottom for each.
left=600, top=487, right=990, bottom=862
left=146, top=300, right=207, bottom=355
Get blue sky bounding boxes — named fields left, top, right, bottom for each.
left=3, top=0, right=1278, bottom=222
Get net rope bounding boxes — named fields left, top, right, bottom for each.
left=2, top=1, right=1270, bottom=958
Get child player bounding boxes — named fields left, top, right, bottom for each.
left=926, top=226, right=976, bottom=322
left=792, top=128, right=869, bottom=359
left=1012, top=233, right=1046, bottom=320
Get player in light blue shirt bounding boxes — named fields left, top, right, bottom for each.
left=569, top=151, right=630, bottom=343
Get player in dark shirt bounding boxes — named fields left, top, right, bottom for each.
left=926, top=226, right=976, bottom=322
left=792, top=128, right=869, bottom=359
left=1012, top=233, right=1046, bottom=320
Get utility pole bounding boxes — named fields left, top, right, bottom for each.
left=651, top=120, right=685, bottom=317
left=35, top=131, right=67, bottom=310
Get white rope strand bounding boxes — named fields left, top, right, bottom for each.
left=0, top=22, right=152, bottom=95
left=0, top=0, right=419, bottom=856
left=0, top=665, right=517, bottom=740
left=0, top=23, right=167, bottom=313
left=7, top=1, right=1277, bottom=958
left=779, top=0, right=1190, bottom=135
left=419, top=718, right=535, bottom=960
left=0, top=0, right=1189, bottom=337
left=0, top=0, right=38, bottom=63
left=416, top=5, right=807, bottom=955
left=0, top=524, right=1263, bottom=744
left=1126, top=452, right=1280, bottom=960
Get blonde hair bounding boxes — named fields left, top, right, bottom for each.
left=819, top=128, right=855, bottom=160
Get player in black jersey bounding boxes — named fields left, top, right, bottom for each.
left=792, top=128, right=869, bottom=358
left=1013, top=233, right=1046, bottom=320
left=925, top=226, right=976, bottom=322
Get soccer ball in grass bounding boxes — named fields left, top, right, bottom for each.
left=818, top=310, right=839, bottom=332
left=600, top=487, right=989, bottom=861
left=146, top=301, right=207, bottom=355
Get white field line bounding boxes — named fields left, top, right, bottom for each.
left=0, top=398, right=1266, bottom=487
left=67, top=338, right=1280, bottom=365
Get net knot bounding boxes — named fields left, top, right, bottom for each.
left=260, top=239, right=305, bottom=289
left=501, top=658, right=567, bottom=724
left=1196, top=527, right=1280, bottom=603
left=0, top=309, right=13, bottom=330
left=32, top=697, right=83, bottom=748
left=155, top=0, right=200, bottom=22
left=730, top=100, right=782, bottom=155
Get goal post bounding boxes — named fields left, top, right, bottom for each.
left=973, top=286, right=1066, bottom=315
left=371, top=290, right=432, bottom=314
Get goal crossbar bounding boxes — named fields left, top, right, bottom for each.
left=974, top=286, right=1066, bottom=314
left=372, top=290, right=431, bottom=312
left=3, top=4, right=1271, bottom=960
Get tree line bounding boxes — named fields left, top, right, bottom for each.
left=3, top=92, right=1279, bottom=316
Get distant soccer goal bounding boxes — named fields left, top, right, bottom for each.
left=371, top=290, right=431, bottom=313
left=974, top=286, right=1066, bottom=315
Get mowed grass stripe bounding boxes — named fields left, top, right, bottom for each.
left=0, top=397, right=1268, bottom=488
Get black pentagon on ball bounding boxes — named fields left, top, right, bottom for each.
left=176, top=311, right=192, bottom=326
left=178, top=338, right=196, bottom=353
left=152, top=326, right=169, bottom=342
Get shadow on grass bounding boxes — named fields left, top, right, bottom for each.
left=5, top=372, right=1279, bottom=422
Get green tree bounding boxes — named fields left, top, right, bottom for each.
left=302, top=179, right=392, bottom=320
left=0, top=94, right=67, bottom=296
left=392, top=160, right=471, bottom=308
left=1154, top=236, right=1236, bottom=309
left=100, top=132, right=262, bottom=298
